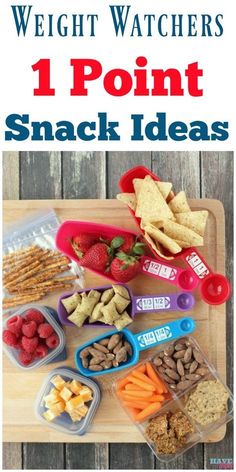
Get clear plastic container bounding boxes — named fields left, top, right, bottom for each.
left=34, top=367, right=101, bottom=435
left=113, top=336, right=233, bottom=462
left=2, top=304, right=66, bottom=370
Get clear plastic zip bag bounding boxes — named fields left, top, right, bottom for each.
left=3, top=209, right=84, bottom=311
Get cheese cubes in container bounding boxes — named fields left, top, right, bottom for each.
left=34, top=367, right=100, bottom=435
left=113, top=336, right=233, bottom=462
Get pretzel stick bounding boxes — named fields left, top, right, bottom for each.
left=4, top=262, right=43, bottom=288
left=16, top=266, right=70, bottom=288
left=3, top=246, right=38, bottom=261
left=42, top=259, right=70, bottom=271
left=3, top=256, right=45, bottom=284
left=3, top=293, right=46, bottom=308
left=43, top=283, right=73, bottom=293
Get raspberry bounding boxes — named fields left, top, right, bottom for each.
left=18, top=350, right=33, bottom=366
left=15, top=338, right=23, bottom=350
left=2, top=330, right=18, bottom=347
left=38, top=323, right=54, bottom=339
left=22, top=335, right=39, bottom=353
left=35, top=343, right=49, bottom=359
left=6, top=315, right=23, bottom=336
left=25, top=309, right=44, bottom=325
left=46, top=333, right=60, bottom=349
left=22, top=320, right=37, bottom=338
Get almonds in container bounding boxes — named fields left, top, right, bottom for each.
left=153, top=337, right=209, bottom=392
left=80, top=333, right=132, bottom=371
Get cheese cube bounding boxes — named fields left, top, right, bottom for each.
left=66, top=395, right=84, bottom=411
left=50, top=400, right=65, bottom=415
left=70, top=380, right=82, bottom=395
left=76, top=405, right=89, bottom=417
left=43, top=409, right=58, bottom=422
left=44, top=390, right=60, bottom=406
left=59, top=386, right=73, bottom=402
left=69, top=410, right=83, bottom=422
left=79, top=386, right=93, bottom=402
left=51, top=375, right=66, bottom=391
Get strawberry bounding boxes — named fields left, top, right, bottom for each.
left=80, top=242, right=111, bottom=272
left=72, top=233, right=98, bottom=257
left=110, top=235, right=146, bottom=255
left=110, top=252, right=141, bottom=282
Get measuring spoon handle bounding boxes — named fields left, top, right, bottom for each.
left=140, top=256, right=199, bottom=291
left=181, top=248, right=212, bottom=280
left=134, top=317, right=196, bottom=352
left=132, top=292, right=195, bottom=314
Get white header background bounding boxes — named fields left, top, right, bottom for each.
left=0, top=0, right=235, bottom=150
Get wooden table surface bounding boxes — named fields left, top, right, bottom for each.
left=2, top=151, right=233, bottom=470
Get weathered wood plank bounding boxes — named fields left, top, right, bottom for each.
left=62, top=152, right=106, bottom=198
left=109, top=444, right=155, bottom=469
left=2, top=152, right=20, bottom=200
left=152, top=151, right=200, bottom=197
left=201, top=152, right=233, bottom=469
left=20, top=152, right=62, bottom=199
left=65, top=443, right=109, bottom=469
left=2, top=443, right=22, bottom=470
left=107, top=151, right=152, bottom=197
left=2, top=152, right=22, bottom=470
left=23, top=444, right=64, bottom=470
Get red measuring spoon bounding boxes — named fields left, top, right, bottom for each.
left=119, top=166, right=230, bottom=305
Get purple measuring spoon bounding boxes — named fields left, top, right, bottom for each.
left=58, top=284, right=195, bottom=327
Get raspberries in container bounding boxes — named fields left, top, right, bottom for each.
left=3, top=307, right=62, bottom=368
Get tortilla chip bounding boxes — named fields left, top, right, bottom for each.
left=135, top=176, right=174, bottom=221
left=168, top=191, right=191, bottom=213
left=175, top=211, right=208, bottom=237
left=144, top=232, right=175, bottom=260
left=144, top=224, right=182, bottom=254
left=174, top=239, right=192, bottom=249
left=133, top=178, right=172, bottom=200
left=117, top=193, right=136, bottom=212
left=163, top=220, right=203, bottom=247
left=133, top=178, right=143, bottom=197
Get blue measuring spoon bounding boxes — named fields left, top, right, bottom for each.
left=75, top=317, right=196, bottom=377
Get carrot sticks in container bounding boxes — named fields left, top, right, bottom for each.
left=115, top=362, right=171, bottom=423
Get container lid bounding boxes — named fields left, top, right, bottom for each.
left=34, top=367, right=101, bottom=435
left=2, top=304, right=66, bottom=370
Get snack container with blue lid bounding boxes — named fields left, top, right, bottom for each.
left=2, top=304, right=66, bottom=370
left=34, top=367, right=101, bottom=435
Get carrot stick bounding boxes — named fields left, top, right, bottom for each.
left=147, top=394, right=165, bottom=402
left=124, top=400, right=150, bottom=409
left=116, top=377, right=130, bottom=390
left=134, top=402, right=162, bottom=422
left=146, top=362, right=167, bottom=394
left=119, top=390, right=153, bottom=398
left=126, top=375, right=156, bottom=392
left=125, top=384, right=143, bottom=391
left=132, top=370, right=157, bottom=387
left=136, top=364, right=146, bottom=373
left=126, top=407, right=141, bottom=419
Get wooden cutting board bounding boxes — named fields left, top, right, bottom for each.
left=3, top=199, right=227, bottom=443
